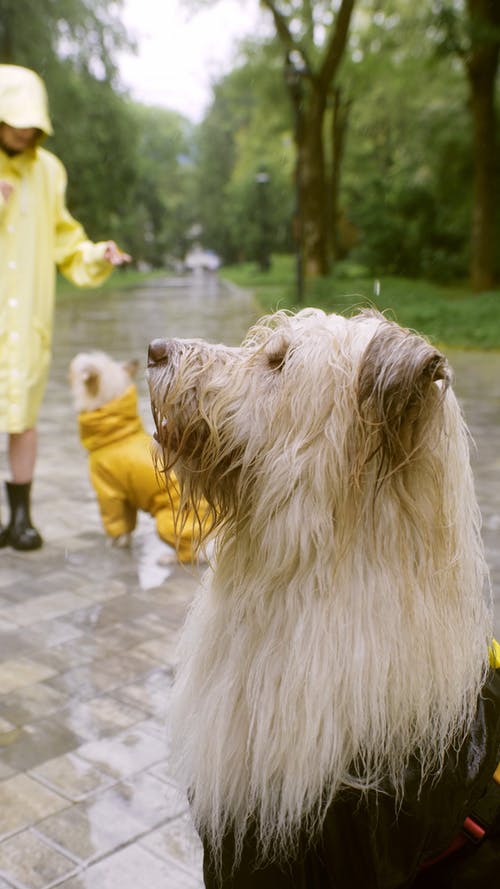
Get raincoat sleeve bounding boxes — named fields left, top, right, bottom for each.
left=52, top=156, right=115, bottom=288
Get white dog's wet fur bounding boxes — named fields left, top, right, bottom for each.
left=147, top=308, right=491, bottom=862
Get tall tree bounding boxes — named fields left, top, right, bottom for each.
left=194, top=48, right=294, bottom=265
left=435, top=0, right=500, bottom=291
left=187, top=0, right=356, bottom=277
left=261, top=0, right=356, bottom=277
left=465, top=0, right=500, bottom=291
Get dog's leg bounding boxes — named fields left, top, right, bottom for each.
left=110, top=532, right=132, bottom=548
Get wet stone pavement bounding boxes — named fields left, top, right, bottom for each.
left=0, top=275, right=258, bottom=889
left=0, top=274, right=499, bottom=889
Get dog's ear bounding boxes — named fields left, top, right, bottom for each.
left=83, top=367, right=100, bottom=398
left=264, top=330, right=291, bottom=370
left=124, top=359, right=140, bottom=379
left=356, top=321, right=450, bottom=477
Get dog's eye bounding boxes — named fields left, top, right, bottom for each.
left=265, top=331, right=290, bottom=371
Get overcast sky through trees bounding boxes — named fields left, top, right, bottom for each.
left=118, top=0, right=265, bottom=120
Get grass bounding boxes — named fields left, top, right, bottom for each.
left=220, top=255, right=500, bottom=350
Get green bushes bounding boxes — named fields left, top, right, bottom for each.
left=221, top=256, right=500, bottom=350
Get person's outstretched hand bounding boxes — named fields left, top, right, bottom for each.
left=0, top=180, right=14, bottom=201
left=104, top=241, right=132, bottom=266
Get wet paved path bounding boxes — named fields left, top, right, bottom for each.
left=0, top=275, right=257, bottom=889
left=446, top=349, right=500, bottom=627
left=0, top=275, right=499, bottom=888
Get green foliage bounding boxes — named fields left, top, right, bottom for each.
left=0, top=0, right=200, bottom=267
left=46, top=66, right=139, bottom=245
left=0, top=0, right=131, bottom=80
left=183, top=0, right=499, bottom=285
left=3, top=0, right=498, bottom=285
left=0, top=0, right=139, bottom=252
left=221, top=255, right=500, bottom=349
left=193, top=81, right=241, bottom=261
left=194, top=46, right=295, bottom=263
left=337, top=2, right=478, bottom=282
left=124, top=104, right=197, bottom=265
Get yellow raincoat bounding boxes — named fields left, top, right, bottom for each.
left=0, top=65, right=117, bottom=433
left=78, top=384, right=203, bottom=562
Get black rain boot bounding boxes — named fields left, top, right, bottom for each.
left=1, top=481, right=43, bottom=551
left=0, top=502, right=7, bottom=547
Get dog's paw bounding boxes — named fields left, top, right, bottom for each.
left=110, top=534, right=132, bottom=549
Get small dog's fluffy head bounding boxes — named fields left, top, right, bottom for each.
left=69, top=351, right=139, bottom=413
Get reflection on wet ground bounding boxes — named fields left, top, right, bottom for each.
left=0, top=275, right=498, bottom=888
left=446, top=348, right=500, bottom=629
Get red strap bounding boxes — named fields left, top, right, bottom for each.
left=462, top=816, right=486, bottom=843
left=419, top=833, right=467, bottom=871
left=420, top=814, right=487, bottom=871
left=420, top=760, right=500, bottom=872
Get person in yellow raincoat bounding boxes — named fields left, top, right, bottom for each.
left=0, top=65, right=131, bottom=550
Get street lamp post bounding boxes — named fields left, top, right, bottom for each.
left=285, top=53, right=305, bottom=305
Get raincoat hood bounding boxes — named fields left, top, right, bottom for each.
left=0, top=65, right=53, bottom=136
left=78, top=385, right=145, bottom=452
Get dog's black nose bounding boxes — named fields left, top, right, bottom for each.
left=148, top=339, right=169, bottom=365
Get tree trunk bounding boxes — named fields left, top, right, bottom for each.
left=328, top=87, right=351, bottom=262
left=266, top=0, right=356, bottom=280
left=468, top=74, right=497, bottom=291
left=465, top=0, right=500, bottom=292
left=301, top=90, right=328, bottom=277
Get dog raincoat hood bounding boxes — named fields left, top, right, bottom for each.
left=0, top=65, right=53, bottom=136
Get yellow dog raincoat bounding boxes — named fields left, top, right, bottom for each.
left=78, top=384, right=203, bottom=561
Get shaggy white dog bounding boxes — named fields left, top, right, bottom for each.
left=147, top=309, right=499, bottom=888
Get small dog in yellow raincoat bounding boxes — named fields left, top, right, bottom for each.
left=70, top=351, right=206, bottom=563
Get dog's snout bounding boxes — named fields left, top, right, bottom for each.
left=148, top=338, right=169, bottom=366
